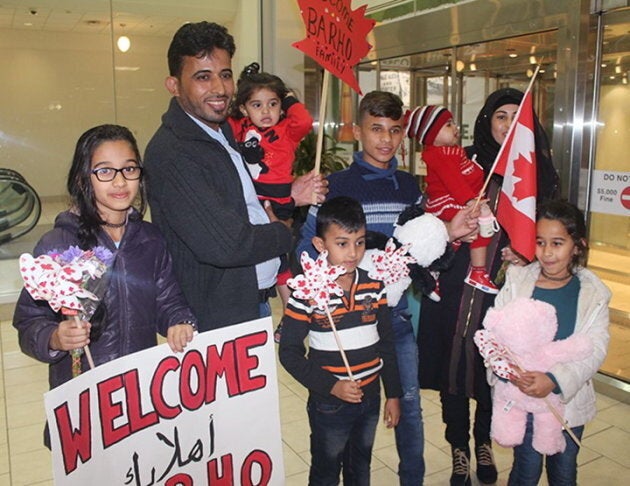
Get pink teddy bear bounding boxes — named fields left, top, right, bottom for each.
left=474, top=297, right=592, bottom=455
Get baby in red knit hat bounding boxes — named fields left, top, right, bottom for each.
left=406, top=105, right=498, bottom=295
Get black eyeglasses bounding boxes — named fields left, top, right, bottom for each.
left=91, top=166, right=143, bottom=182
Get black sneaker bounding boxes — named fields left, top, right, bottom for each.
left=475, top=442, right=498, bottom=484
left=450, top=447, right=471, bottom=486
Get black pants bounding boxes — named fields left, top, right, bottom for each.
left=440, top=391, right=492, bottom=450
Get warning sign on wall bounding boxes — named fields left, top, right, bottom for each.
left=590, top=170, right=630, bottom=216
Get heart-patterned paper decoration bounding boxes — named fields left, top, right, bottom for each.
left=287, top=251, right=346, bottom=311
left=474, top=329, right=520, bottom=380
left=19, top=253, right=98, bottom=312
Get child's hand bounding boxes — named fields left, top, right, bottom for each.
left=263, top=200, right=279, bottom=223
left=383, top=398, right=400, bottom=428
left=512, top=371, right=555, bottom=398
left=331, top=379, right=363, bottom=403
left=167, top=323, right=195, bottom=353
left=263, top=201, right=291, bottom=229
left=50, top=318, right=91, bottom=351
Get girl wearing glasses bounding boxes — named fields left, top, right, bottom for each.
left=13, top=125, right=197, bottom=447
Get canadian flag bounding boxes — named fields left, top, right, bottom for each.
left=494, top=90, right=537, bottom=262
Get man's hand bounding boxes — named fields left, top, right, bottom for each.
left=291, top=169, right=329, bottom=207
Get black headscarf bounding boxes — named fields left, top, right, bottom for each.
left=465, top=87, right=560, bottom=202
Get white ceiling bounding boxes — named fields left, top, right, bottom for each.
left=0, top=0, right=239, bottom=36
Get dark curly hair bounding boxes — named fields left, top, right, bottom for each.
left=167, top=21, right=236, bottom=77
left=230, top=62, right=290, bottom=119
left=536, top=199, right=588, bottom=272
left=67, top=124, right=146, bottom=250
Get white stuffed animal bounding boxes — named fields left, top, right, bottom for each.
left=360, top=203, right=453, bottom=306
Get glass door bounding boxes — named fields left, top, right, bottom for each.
left=588, top=8, right=630, bottom=384
left=357, top=32, right=559, bottom=187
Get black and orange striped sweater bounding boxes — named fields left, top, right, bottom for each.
left=279, top=268, right=402, bottom=404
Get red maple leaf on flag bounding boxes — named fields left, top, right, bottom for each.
left=512, top=152, right=537, bottom=201
left=495, top=90, right=538, bottom=261
left=293, top=0, right=375, bottom=94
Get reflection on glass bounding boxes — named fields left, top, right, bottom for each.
left=588, top=10, right=630, bottom=384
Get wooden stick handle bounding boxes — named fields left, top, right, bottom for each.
left=73, top=315, right=95, bottom=370
left=312, top=70, right=331, bottom=205
left=474, top=64, right=542, bottom=214
left=505, top=348, right=580, bottom=447
left=542, top=396, right=582, bottom=447
left=324, top=305, right=354, bottom=381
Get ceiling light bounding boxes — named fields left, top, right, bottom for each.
left=469, top=63, right=477, bottom=71
left=526, top=69, right=534, bottom=78
left=529, top=56, right=537, bottom=64
left=615, top=65, right=622, bottom=74
left=117, top=23, right=131, bottom=53
left=117, top=35, right=131, bottom=53
left=455, top=60, right=465, bottom=72
left=509, top=53, right=518, bottom=58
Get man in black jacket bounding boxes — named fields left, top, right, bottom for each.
left=144, top=21, right=325, bottom=331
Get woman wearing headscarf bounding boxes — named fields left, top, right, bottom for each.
left=417, top=88, right=560, bottom=486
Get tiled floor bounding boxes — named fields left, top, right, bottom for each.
left=0, top=297, right=629, bottom=485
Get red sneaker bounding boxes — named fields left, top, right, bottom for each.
left=465, top=268, right=499, bottom=294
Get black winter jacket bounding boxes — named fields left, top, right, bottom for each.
left=144, top=98, right=292, bottom=331
left=13, top=210, right=197, bottom=390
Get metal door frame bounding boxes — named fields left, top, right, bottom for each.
left=362, top=0, right=595, bottom=203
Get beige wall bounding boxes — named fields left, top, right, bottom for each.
left=0, top=4, right=268, bottom=199
left=0, top=28, right=117, bottom=198
left=260, top=0, right=305, bottom=98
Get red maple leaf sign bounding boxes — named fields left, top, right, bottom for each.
left=511, top=151, right=536, bottom=202
left=293, top=0, right=375, bottom=94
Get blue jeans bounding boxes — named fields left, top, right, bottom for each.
left=307, top=395, right=380, bottom=485
left=259, top=301, right=272, bottom=318
left=508, top=413, right=583, bottom=486
left=392, top=308, right=425, bottom=485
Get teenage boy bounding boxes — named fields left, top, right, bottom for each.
left=296, top=91, right=479, bottom=485
left=280, top=196, right=401, bottom=485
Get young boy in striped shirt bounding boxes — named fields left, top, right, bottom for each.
left=279, top=196, right=401, bottom=485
